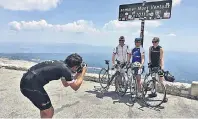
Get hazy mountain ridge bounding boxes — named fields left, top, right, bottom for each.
left=0, top=42, right=114, bottom=53
left=1, top=42, right=198, bottom=55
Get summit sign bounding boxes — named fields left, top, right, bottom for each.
left=118, top=0, right=172, bottom=21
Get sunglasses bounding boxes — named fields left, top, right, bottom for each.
left=119, top=39, right=124, bottom=41
left=152, top=41, right=158, bottom=43
left=135, top=41, right=141, bottom=43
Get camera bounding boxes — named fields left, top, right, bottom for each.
left=76, top=62, right=87, bottom=73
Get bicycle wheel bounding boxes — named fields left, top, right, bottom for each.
left=126, top=66, right=133, bottom=91
left=126, top=66, right=137, bottom=99
left=142, top=76, right=166, bottom=107
left=142, top=73, right=150, bottom=96
left=115, top=73, right=128, bottom=97
left=130, top=75, right=138, bottom=99
left=99, top=68, right=110, bottom=89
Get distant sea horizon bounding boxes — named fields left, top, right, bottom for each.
left=0, top=52, right=198, bottom=84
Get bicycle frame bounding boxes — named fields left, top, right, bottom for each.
left=106, top=63, right=111, bottom=80
left=127, top=65, right=141, bottom=95
left=103, top=60, right=127, bottom=87
left=149, top=67, right=161, bottom=81
left=144, top=66, right=162, bottom=94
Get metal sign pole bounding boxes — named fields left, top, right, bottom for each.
left=140, top=1, right=146, bottom=47
left=140, top=19, right=145, bottom=47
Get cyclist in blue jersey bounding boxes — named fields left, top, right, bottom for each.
left=128, top=38, right=145, bottom=97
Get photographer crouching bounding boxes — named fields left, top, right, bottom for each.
left=20, top=53, right=87, bottom=118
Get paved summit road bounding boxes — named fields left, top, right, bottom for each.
left=0, top=68, right=198, bottom=118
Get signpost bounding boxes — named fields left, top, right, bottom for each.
left=118, top=0, right=172, bottom=47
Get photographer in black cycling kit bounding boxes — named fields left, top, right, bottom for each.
left=20, top=53, right=87, bottom=118
left=149, top=37, right=168, bottom=103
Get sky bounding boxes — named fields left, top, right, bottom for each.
left=0, top=0, right=198, bottom=52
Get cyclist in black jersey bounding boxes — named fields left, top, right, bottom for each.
left=20, top=53, right=87, bottom=118
left=149, top=37, right=168, bottom=102
left=149, top=37, right=163, bottom=69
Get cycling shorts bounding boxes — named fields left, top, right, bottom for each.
left=20, top=72, right=52, bottom=111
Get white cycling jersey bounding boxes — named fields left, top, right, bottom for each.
left=113, top=44, right=131, bottom=63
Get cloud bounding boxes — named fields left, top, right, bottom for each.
left=103, top=20, right=161, bottom=31
left=8, top=20, right=99, bottom=33
left=0, top=0, right=61, bottom=11
left=167, top=33, right=176, bottom=36
left=7, top=19, right=162, bottom=48
left=5, top=19, right=198, bottom=52
left=172, top=0, right=182, bottom=7
left=8, top=19, right=161, bottom=34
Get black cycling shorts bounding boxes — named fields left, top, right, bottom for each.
left=20, top=72, right=52, bottom=111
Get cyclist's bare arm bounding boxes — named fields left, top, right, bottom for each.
left=141, top=52, right=145, bottom=65
left=62, top=67, right=87, bottom=91
left=149, top=46, right=152, bottom=63
left=69, top=72, right=86, bottom=91
left=127, top=47, right=131, bottom=63
left=61, top=73, right=81, bottom=87
left=112, top=53, right=116, bottom=65
left=127, top=53, right=132, bottom=63
left=160, top=48, right=164, bottom=69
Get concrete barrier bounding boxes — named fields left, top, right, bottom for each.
left=190, top=81, right=198, bottom=99
left=84, top=73, right=99, bottom=82
left=164, top=82, right=191, bottom=97
left=0, top=58, right=198, bottom=99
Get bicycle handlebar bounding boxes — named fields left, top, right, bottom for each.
left=112, top=60, right=128, bottom=70
left=147, top=64, right=164, bottom=75
left=115, top=59, right=124, bottom=65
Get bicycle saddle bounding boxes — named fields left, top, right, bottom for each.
left=105, top=60, right=110, bottom=64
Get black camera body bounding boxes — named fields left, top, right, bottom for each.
left=76, top=62, right=87, bottom=73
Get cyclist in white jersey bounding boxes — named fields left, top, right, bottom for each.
left=112, top=36, right=131, bottom=65
left=112, top=36, right=130, bottom=92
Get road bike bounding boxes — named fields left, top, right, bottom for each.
left=141, top=63, right=166, bottom=107
left=124, top=62, right=143, bottom=101
left=98, top=59, right=128, bottom=97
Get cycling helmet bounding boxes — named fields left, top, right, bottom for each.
left=119, top=36, right=125, bottom=40
left=152, top=37, right=160, bottom=42
left=135, top=38, right=142, bottom=42
left=133, top=61, right=141, bottom=67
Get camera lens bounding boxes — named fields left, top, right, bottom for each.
left=81, top=62, right=87, bottom=67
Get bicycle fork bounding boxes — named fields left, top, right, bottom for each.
left=150, top=74, right=157, bottom=94
left=105, top=72, right=117, bottom=90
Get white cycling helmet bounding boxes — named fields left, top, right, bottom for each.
left=133, top=62, right=141, bottom=67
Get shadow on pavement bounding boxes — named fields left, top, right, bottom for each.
left=55, top=101, right=80, bottom=114
left=85, top=86, right=165, bottom=111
